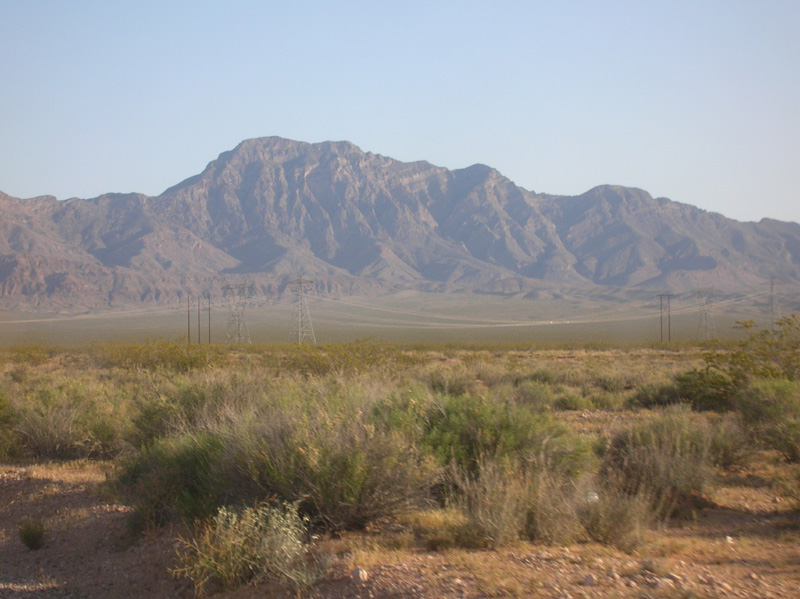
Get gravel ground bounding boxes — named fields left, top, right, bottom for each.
left=2, top=462, right=799, bottom=599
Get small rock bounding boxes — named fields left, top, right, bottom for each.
left=579, top=574, right=597, bottom=587
left=746, top=572, right=760, bottom=581
left=352, top=568, right=369, bottom=583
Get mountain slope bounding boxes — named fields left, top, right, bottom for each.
left=0, top=137, right=799, bottom=310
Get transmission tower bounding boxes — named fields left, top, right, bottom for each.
left=695, top=288, right=717, bottom=341
left=765, top=276, right=782, bottom=329
left=223, top=283, right=254, bottom=344
left=290, top=276, right=316, bottom=344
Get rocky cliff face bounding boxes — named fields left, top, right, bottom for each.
left=1, top=137, right=799, bottom=310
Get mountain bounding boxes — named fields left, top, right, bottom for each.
left=1, top=137, right=799, bottom=311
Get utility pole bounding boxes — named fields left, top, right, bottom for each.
left=208, top=293, right=212, bottom=345
left=187, top=294, right=191, bottom=345
left=290, top=276, right=316, bottom=344
left=223, top=283, right=254, bottom=344
left=657, top=294, right=673, bottom=342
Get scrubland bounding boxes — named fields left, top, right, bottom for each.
left=1, top=318, right=799, bottom=597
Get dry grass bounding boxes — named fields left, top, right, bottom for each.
left=3, top=342, right=800, bottom=596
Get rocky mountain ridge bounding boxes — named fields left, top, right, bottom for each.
left=1, top=137, right=799, bottom=310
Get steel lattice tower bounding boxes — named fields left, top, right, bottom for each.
left=223, top=283, right=254, bottom=344
left=290, top=276, right=316, bottom=344
left=695, top=288, right=717, bottom=341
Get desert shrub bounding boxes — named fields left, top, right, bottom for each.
left=552, top=389, right=592, bottom=411
left=601, top=406, right=713, bottom=519
left=586, top=390, right=627, bottom=411
left=119, top=374, right=437, bottom=532
left=513, top=379, right=556, bottom=411
left=446, top=462, right=652, bottom=551
left=14, top=391, right=81, bottom=459
left=707, top=413, right=751, bottom=469
left=579, top=476, right=652, bottom=552
left=449, top=459, right=530, bottom=549
left=523, top=469, right=586, bottom=545
left=0, top=394, right=21, bottom=458
left=12, top=381, right=127, bottom=459
left=630, top=367, right=735, bottom=412
left=736, top=379, right=800, bottom=462
left=369, top=383, right=431, bottom=435
left=516, top=368, right=556, bottom=385
left=172, top=502, right=316, bottom=596
left=422, top=393, right=590, bottom=476
left=674, top=367, right=737, bottom=411
left=278, top=342, right=419, bottom=376
left=428, top=368, right=472, bottom=396
left=95, top=341, right=214, bottom=372
left=630, top=315, right=800, bottom=416
left=18, top=518, right=46, bottom=550
left=127, top=373, right=268, bottom=448
left=119, top=431, right=226, bottom=525
left=629, top=382, right=683, bottom=409
left=7, top=346, right=53, bottom=366
left=227, top=407, right=436, bottom=531
left=592, top=371, right=631, bottom=394
left=706, top=315, right=800, bottom=384
left=128, top=392, right=185, bottom=448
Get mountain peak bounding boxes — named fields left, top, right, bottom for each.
left=2, top=137, right=799, bottom=311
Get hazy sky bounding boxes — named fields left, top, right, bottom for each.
left=1, top=1, right=798, bottom=223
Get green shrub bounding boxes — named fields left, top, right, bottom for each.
left=422, top=393, right=589, bottom=475
left=14, top=393, right=80, bottom=459
left=706, top=315, right=800, bottom=384
left=629, top=382, right=682, bottom=409
left=10, top=379, right=128, bottom=460
left=512, top=379, right=556, bottom=411
left=119, top=432, right=226, bottom=525
left=630, top=367, right=735, bottom=412
left=428, top=368, right=471, bottom=396
left=553, top=389, right=592, bottom=411
left=19, top=518, right=46, bottom=550
left=736, top=379, right=800, bottom=462
left=172, top=502, right=317, bottom=596
left=228, top=411, right=436, bottom=531
left=0, top=394, right=21, bottom=458
left=674, top=367, right=736, bottom=411
left=94, top=341, right=213, bottom=372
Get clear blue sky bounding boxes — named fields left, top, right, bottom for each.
left=1, top=1, right=798, bottom=223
